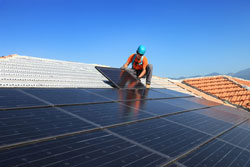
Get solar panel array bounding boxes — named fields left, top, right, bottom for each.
left=1, top=87, right=250, bottom=167
left=1, top=68, right=250, bottom=167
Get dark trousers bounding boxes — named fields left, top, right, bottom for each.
left=127, top=64, right=153, bottom=85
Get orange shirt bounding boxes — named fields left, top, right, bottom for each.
left=126, top=54, right=148, bottom=70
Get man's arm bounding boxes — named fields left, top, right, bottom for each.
left=121, top=54, right=134, bottom=69
left=138, top=68, right=146, bottom=79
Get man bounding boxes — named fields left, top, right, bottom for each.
left=121, top=45, right=153, bottom=88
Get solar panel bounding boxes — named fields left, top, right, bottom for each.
left=193, top=106, right=248, bottom=125
left=84, top=88, right=193, bottom=101
left=31, top=97, right=206, bottom=129
left=0, top=131, right=168, bottom=167
left=61, top=102, right=153, bottom=126
left=1, top=88, right=250, bottom=167
left=160, top=118, right=249, bottom=166
left=0, top=107, right=94, bottom=145
left=0, top=88, right=194, bottom=111
left=119, top=99, right=186, bottom=115
left=158, top=97, right=213, bottom=110
left=164, top=109, right=239, bottom=135
left=0, top=89, right=47, bottom=109
left=185, top=96, right=220, bottom=106
left=178, top=139, right=250, bottom=167
left=110, top=118, right=210, bottom=157
left=153, top=88, right=192, bottom=97
left=58, top=96, right=218, bottom=127
left=219, top=120, right=250, bottom=148
left=22, top=88, right=109, bottom=105
left=95, top=66, right=145, bottom=89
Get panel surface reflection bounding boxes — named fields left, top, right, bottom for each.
left=84, top=88, right=186, bottom=102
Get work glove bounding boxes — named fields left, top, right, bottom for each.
left=120, top=66, right=126, bottom=70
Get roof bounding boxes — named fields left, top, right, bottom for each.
left=1, top=54, right=250, bottom=166
left=183, top=76, right=250, bottom=111
left=0, top=54, right=192, bottom=94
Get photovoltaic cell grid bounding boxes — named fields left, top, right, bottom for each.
left=0, top=89, right=47, bottom=108
left=0, top=88, right=193, bottom=110
left=177, top=120, right=250, bottom=167
left=0, top=88, right=250, bottom=167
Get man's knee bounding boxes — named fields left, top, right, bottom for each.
left=146, top=64, right=153, bottom=72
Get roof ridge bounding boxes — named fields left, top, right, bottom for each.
left=0, top=54, right=18, bottom=59
left=228, top=76, right=250, bottom=88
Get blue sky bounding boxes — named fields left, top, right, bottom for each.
left=1, top=0, right=250, bottom=78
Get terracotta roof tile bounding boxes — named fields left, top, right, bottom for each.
left=231, top=96, right=237, bottom=102
left=239, top=96, right=244, bottom=101
left=183, top=76, right=250, bottom=111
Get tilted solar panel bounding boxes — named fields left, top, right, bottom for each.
left=95, top=66, right=145, bottom=89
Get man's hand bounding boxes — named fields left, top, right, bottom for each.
left=121, top=63, right=129, bottom=70
left=120, top=64, right=128, bottom=70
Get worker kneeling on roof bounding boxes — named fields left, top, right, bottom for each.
left=121, top=45, right=153, bottom=88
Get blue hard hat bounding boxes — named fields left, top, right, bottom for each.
left=137, top=45, right=146, bottom=55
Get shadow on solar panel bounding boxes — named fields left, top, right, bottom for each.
left=95, top=66, right=145, bottom=89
